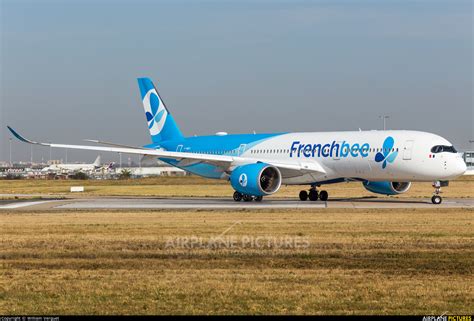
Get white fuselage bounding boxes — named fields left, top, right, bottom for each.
left=238, top=130, right=466, bottom=184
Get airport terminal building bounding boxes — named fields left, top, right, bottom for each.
left=463, top=151, right=473, bottom=174
left=463, top=151, right=473, bottom=167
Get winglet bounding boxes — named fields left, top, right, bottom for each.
left=7, top=126, right=46, bottom=145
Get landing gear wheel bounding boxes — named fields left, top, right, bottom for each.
left=319, top=190, right=329, bottom=201
left=233, top=191, right=243, bottom=202
left=431, top=181, right=443, bottom=205
left=431, top=195, right=442, bottom=205
left=299, top=191, right=308, bottom=201
left=308, top=189, right=319, bottom=201
left=255, top=196, right=263, bottom=202
left=243, top=194, right=253, bottom=202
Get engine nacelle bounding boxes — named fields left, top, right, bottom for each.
left=363, top=181, right=411, bottom=196
left=230, top=163, right=282, bottom=197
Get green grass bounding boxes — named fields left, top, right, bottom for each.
left=1, top=208, right=473, bottom=315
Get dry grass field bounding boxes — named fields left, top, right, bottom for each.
left=1, top=175, right=473, bottom=199
left=1, top=208, right=473, bottom=315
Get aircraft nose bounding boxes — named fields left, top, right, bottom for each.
left=451, top=157, right=467, bottom=177
left=457, top=158, right=467, bottom=175
left=442, top=157, right=467, bottom=180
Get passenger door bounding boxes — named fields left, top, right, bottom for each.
left=403, top=140, right=414, bottom=160
left=238, top=144, right=247, bottom=156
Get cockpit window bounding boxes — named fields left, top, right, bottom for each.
left=431, top=145, right=457, bottom=153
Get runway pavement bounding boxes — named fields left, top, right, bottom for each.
left=1, top=196, right=473, bottom=210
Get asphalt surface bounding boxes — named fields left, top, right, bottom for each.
left=1, top=196, right=472, bottom=210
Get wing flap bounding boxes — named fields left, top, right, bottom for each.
left=83, top=139, right=148, bottom=150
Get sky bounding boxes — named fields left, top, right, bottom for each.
left=0, top=0, right=472, bottom=163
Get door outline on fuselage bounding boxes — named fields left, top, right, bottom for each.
left=238, top=144, right=247, bottom=156
left=176, top=145, right=183, bottom=152
left=403, top=140, right=414, bottom=160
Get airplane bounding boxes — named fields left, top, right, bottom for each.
left=41, top=155, right=101, bottom=173
left=7, top=78, right=466, bottom=204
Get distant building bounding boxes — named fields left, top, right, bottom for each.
left=463, top=151, right=473, bottom=172
left=115, top=166, right=187, bottom=177
left=0, top=161, right=10, bottom=168
left=47, top=159, right=62, bottom=165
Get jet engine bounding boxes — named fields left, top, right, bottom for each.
left=230, top=163, right=282, bottom=197
left=363, top=181, right=411, bottom=196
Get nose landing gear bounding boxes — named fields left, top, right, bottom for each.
left=431, top=181, right=444, bottom=205
left=432, top=195, right=442, bottom=205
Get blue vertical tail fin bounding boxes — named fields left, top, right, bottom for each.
left=137, top=77, right=184, bottom=143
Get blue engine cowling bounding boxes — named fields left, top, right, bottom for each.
left=363, top=181, right=411, bottom=195
left=230, top=163, right=282, bottom=197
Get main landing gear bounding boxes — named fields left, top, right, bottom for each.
left=233, top=191, right=263, bottom=202
left=431, top=181, right=443, bottom=205
left=299, top=187, right=329, bottom=202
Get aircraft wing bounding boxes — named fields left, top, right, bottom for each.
left=83, top=139, right=147, bottom=150
left=7, top=126, right=326, bottom=176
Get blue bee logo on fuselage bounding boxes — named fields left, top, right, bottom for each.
left=375, top=136, right=398, bottom=169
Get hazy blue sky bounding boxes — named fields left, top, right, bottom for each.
left=0, top=0, right=472, bottom=163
